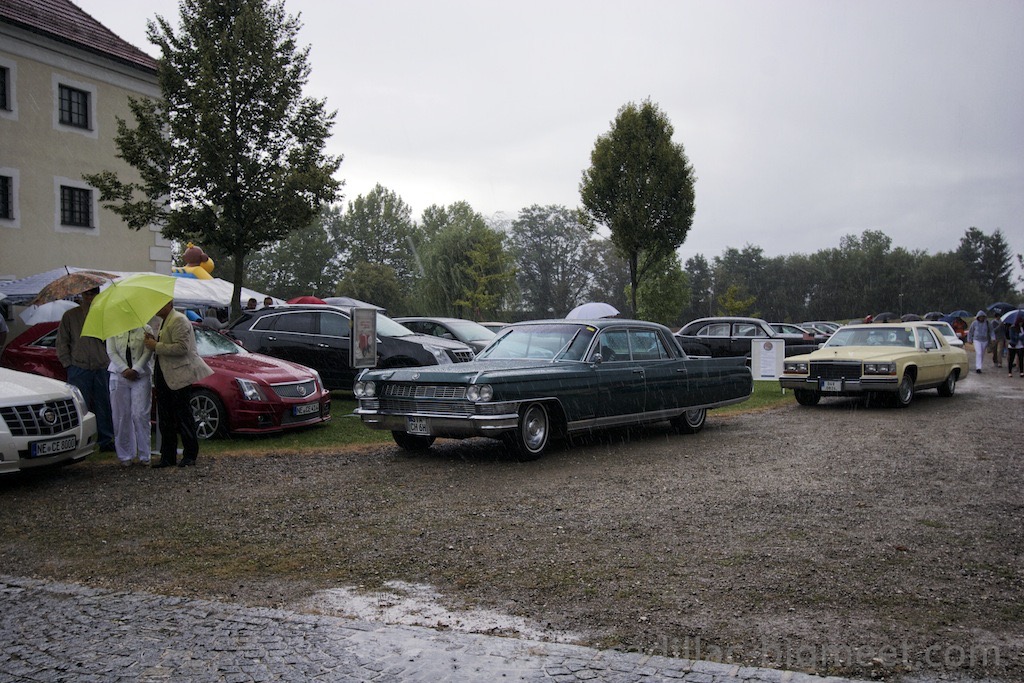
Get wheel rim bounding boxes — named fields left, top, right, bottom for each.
left=191, top=394, right=220, bottom=440
left=945, top=374, right=956, bottom=394
left=685, top=408, right=705, bottom=428
left=521, top=404, right=548, bottom=453
left=898, top=378, right=914, bottom=404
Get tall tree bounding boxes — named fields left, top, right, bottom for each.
left=328, top=184, right=418, bottom=282
left=635, top=253, right=689, bottom=327
left=509, top=205, right=595, bottom=318
left=84, top=0, right=341, bottom=316
left=956, top=227, right=1015, bottom=303
left=579, top=100, right=696, bottom=315
left=245, top=214, right=342, bottom=299
left=682, top=254, right=714, bottom=321
left=586, top=240, right=631, bottom=315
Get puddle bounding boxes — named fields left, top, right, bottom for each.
left=301, top=580, right=581, bottom=643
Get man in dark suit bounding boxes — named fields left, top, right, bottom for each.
left=144, top=301, right=214, bottom=467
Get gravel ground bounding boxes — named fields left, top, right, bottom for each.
left=1, top=360, right=1021, bottom=682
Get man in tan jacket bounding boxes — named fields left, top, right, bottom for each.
left=144, top=301, right=213, bottom=467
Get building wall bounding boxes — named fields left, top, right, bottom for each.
left=0, top=23, right=172, bottom=281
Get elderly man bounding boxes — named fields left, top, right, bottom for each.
left=144, top=301, right=213, bottom=467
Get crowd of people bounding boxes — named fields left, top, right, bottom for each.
left=967, top=310, right=1024, bottom=377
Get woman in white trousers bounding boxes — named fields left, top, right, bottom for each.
left=106, top=325, right=154, bottom=465
left=966, top=311, right=992, bottom=375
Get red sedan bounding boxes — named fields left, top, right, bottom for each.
left=1, top=322, right=331, bottom=439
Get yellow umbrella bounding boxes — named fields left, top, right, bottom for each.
left=81, top=273, right=177, bottom=340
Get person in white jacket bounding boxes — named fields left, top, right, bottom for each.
left=106, top=325, right=154, bottom=466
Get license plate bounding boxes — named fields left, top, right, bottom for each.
left=820, top=380, right=843, bottom=392
left=30, top=435, right=77, bottom=458
left=406, top=416, right=430, bottom=435
left=293, top=402, right=320, bottom=416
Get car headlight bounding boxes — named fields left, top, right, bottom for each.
left=236, top=378, right=266, bottom=401
left=783, top=361, right=808, bottom=374
left=466, top=384, right=493, bottom=402
left=354, top=380, right=376, bottom=398
left=68, top=383, right=88, bottom=414
left=863, top=362, right=896, bottom=375
left=310, top=369, right=325, bottom=392
left=423, top=343, right=453, bottom=365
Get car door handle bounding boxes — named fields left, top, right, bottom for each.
left=632, top=368, right=644, bottom=374
left=317, top=343, right=330, bottom=348
left=267, top=335, right=277, bottom=341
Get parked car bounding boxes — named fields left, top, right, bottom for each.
left=1, top=322, right=331, bottom=440
left=778, top=322, right=968, bottom=407
left=675, top=317, right=819, bottom=360
left=769, top=322, right=827, bottom=344
left=0, top=366, right=97, bottom=474
left=394, top=317, right=496, bottom=353
left=924, top=321, right=965, bottom=348
left=226, top=305, right=475, bottom=391
left=354, top=318, right=752, bottom=460
left=478, top=322, right=509, bottom=333
left=802, top=321, right=841, bottom=334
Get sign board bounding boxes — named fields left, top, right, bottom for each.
left=751, top=339, right=784, bottom=380
left=350, top=308, right=378, bottom=369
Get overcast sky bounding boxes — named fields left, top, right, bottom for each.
left=79, top=0, right=1023, bottom=271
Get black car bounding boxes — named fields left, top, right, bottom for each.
left=674, top=316, right=819, bottom=360
left=226, top=305, right=475, bottom=390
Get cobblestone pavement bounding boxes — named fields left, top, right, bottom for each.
left=0, top=575, right=873, bottom=683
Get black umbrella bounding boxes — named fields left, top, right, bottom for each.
left=923, top=311, right=944, bottom=320
left=900, top=313, right=923, bottom=322
left=873, top=311, right=900, bottom=323
left=988, top=302, right=1015, bottom=315
left=947, top=309, right=971, bottom=318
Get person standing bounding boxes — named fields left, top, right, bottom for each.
left=144, top=302, right=213, bottom=468
left=966, top=311, right=992, bottom=374
left=1007, top=319, right=1024, bottom=378
left=990, top=317, right=1006, bottom=368
left=56, top=287, right=115, bottom=450
left=106, top=325, right=154, bottom=466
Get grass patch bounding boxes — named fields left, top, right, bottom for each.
left=717, top=380, right=792, bottom=415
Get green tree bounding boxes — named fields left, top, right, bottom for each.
left=717, top=284, right=757, bottom=316
left=579, top=99, right=696, bottom=316
left=328, top=185, right=418, bottom=282
left=509, top=205, right=595, bottom=317
left=956, top=227, right=1015, bottom=303
left=337, top=262, right=407, bottom=314
left=245, top=214, right=342, bottom=299
left=585, top=240, right=631, bottom=315
left=84, top=0, right=341, bottom=317
left=682, top=254, right=714, bottom=321
left=634, top=253, right=689, bottom=327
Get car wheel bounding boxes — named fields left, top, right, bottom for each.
left=672, top=407, right=706, bottom=434
left=391, top=431, right=435, bottom=451
left=937, top=371, right=957, bottom=397
left=895, top=375, right=915, bottom=407
left=190, top=389, right=226, bottom=440
left=793, top=389, right=821, bottom=406
left=506, top=402, right=550, bottom=460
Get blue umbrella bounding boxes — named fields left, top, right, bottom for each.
left=947, top=309, right=971, bottom=318
left=1002, top=309, right=1024, bottom=325
left=988, top=302, right=1015, bottom=315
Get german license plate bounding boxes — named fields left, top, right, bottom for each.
left=293, top=402, right=320, bottom=417
left=30, top=435, right=77, bottom=458
left=820, top=380, right=843, bottom=392
left=406, top=416, right=430, bottom=435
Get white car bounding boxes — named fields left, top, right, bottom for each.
left=924, top=321, right=965, bottom=348
left=0, top=367, right=97, bottom=474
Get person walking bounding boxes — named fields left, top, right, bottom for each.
left=990, top=317, right=1006, bottom=368
left=1007, top=318, right=1024, bottom=378
left=57, top=287, right=115, bottom=450
left=967, top=311, right=993, bottom=374
left=144, top=302, right=213, bottom=468
left=106, top=325, right=154, bottom=466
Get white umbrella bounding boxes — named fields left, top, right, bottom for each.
left=20, top=299, right=79, bottom=325
left=566, top=302, right=620, bottom=320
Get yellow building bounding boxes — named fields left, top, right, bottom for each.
left=0, top=0, right=172, bottom=281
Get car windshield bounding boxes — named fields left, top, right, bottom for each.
left=825, top=327, right=916, bottom=348
left=445, top=320, right=496, bottom=342
left=195, top=327, right=244, bottom=357
left=375, top=314, right=417, bottom=338
left=477, top=323, right=596, bottom=361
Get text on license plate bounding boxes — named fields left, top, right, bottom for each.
left=293, top=402, right=320, bottom=416
left=30, top=435, right=77, bottom=458
left=406, top=416, right=430, bottom=435
left=820, top=380, right=843, bottom=392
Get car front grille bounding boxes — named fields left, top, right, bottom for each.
left=381, top=384, right=471, bottom=416
left=808, top=361, right=862, bottom=381
left=271, top=379, right=319, bottom=399
left=1, top=399, right=80, bottom=437
left=450, top=350, right=474, bottom=363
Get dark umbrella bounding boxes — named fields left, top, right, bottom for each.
left=988, top=302, right=1015, bottom=315
left=900, top=313, right=923, bottom=322
left=1002, top=309, right=1024, bottom=325
left=947, top=309, right=971, bottom=318
left=923, top=311, right=945, bottom=320
left=873, top=311, right=900, bottom=323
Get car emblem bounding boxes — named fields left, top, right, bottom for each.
left=412, top=373, right=421, bottom=380
left=39, top=406, right=58, bottom=426
left=297, top=386, right=307, bottom=397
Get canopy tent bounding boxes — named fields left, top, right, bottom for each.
left=0, top=267, right=278, bottom=309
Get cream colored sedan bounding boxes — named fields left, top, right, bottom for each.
left=778, top=323, right=969, bottom=407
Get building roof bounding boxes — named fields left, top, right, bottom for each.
left=0, top=0, right=158, bottom=73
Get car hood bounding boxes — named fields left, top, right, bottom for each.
left=392, top=333, right=474, bottom=352
left=360, top=358, right=583, bottom=383
left=0, top=367, right=74, bottom=401
left=201, top=352, right=318, bottom=382
left=797, top=345, right=956, bottom=361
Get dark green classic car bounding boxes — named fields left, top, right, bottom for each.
left=354, top=319, right=753, bottom=459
